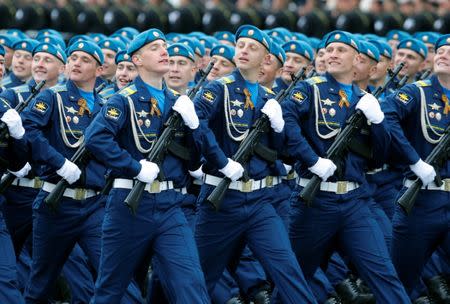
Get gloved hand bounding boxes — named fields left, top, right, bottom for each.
left=56, top=159, right=82, bottom=184
left=356, top=93, right=384, bottom=124
left=1, top=109, right=25, bottom=139
left=188, top=165, right=204, bottom=180
left=283, top=163, right=293, bottom=173
left=219, top=158, right=244, bottom=182
left=135, top=160, right=160, bottom=183
left=261, top=98, right=285, bottom=133
left=172, top=95, right=199, bottom=129
left=410, top=159, right=436, bottom=186
left=9, top=162, right=31, bottom=178
left=308, top=157, right=337, bottom=181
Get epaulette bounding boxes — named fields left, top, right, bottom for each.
left=49, top=84, right=68, bottom=93
left=118, top=84, right=137, bottom=97
left=217, top=75, right=235, bottom=84
left=306, top=76, right=327, bottom=85
left=262, top=86, right=274, bottom=94
left=12, top=84, right=30, bottom=94
left=413, top=80, right=431, bottom=87
left=1, top=76, right=12, bottom=86
left=99, top=87, right=115, bottom=99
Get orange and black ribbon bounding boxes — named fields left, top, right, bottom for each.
left=442, top=94, right=450, bottom=115
left=77, top=98, right=90, bottom=116
left=243, top=88, right=254, bottom=110
left=338, top=90, right=350, bottom=108
left=150, top=98, right=162, bottom=117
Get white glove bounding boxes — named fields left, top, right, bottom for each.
left=356, top=93, right=384, bottom=124
left=283, top=163, right=292, bottom=173
left=9, top=162, right=31, bottom=178
left=188, top=165, right=204, bottom=180
left=308, top=157, right=337, bottom=181
left=1, top=109, right=25, bottom=139
left=410, top=159, right=436, bottom=186
left=261, top=98, right=285, bottom=133
left=136, top=159, right=159, bottom=183
left=56, top=159, right=82, bottom=184
left=172, top=95, right=200, bottom=129
left=219, top=158, right=244, bottom=182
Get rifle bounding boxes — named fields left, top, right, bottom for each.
left=0, top=80, right=46, bottom=194
left=299, top=63, right=405, bottom=205
left=123, top=61, right=215, bottom=215
left=206, top=67, right=307, bottom=211
left=397, top=126, right=450, bottom=214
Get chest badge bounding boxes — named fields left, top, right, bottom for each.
left=150, top=98, right=162, bottom=117
left=77, top=98, right=91, bottom=116
left=136, top=109, right=149, bottom=118
left=322, top=98, right=336, bottom=106
left=231, top=99, right=244, bottom=107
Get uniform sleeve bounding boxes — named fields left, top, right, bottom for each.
left=383, top=85, right=421, bottom=165
left=282, top=82, right=319, bottom=167
left=21, top=90, right=66, bottom=170
left=192, top=81, right=229, bottom=170
left=84, top=95, right=141, bottom=178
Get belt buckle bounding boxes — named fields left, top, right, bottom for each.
left=74, top=188, right=86, bottom=200
left=444, top=179, right=450, bottom=192
left=336, top=181, right=348, bottom=194
left=33, top=178, right=43, bottom=189
left=241, top=180, right=253, bottom=192
left=149, top=180, right=161, bottom=193
left=266, top=176, right=273, bottom=187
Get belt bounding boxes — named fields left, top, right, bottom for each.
left=174, top=187, right=187, bottom=194
left=366, top=164, right=390, bottom=175
left=298, top=178, right=360, bottom=194
left=9, top=177, right=44, bottom=189
left=404, top=179, right=450, bottom=192
left=42, top=182, right=98, bottom=200
left=193, top=178, right=204, bottom=186
left=113, top=178, right=175, bottom=193
left=203, top=174, right=282, bottom=192
left=282, top=171, right=298, bottom=181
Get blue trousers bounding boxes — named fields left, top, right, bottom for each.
left=195, top=185, right=317, bottom=304
left=92, top=189, right=209, bottom=304
left=391, top=188, right=450, bottom=299
left=290, top=186, right=409, bottom=304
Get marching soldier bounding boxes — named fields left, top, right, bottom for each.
left=164, top=43, right=197, bottom=95
left=207, top=44, right=236, bottom=82
left=98, top=38, right=127, bottom=84
left=1, top=39, right=38, bottom=89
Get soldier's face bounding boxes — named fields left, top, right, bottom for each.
left=3, top=46, right=13, bottom=69
left=282, top=53, right=310, bottom=83
left=101, top=49, right=117, bottom=80
left=315, top=48, right=328, bottom=74
left=394, top=48, right=424, bottom=77
left=115, top=61, right=137, bottom=89
left=12, top=50, right=33, bottom=81
left=165, top=56, right=196, bottom=93
left=434, top=45, right=450, bottom=76
left=371, top=55, right=391, bottom=82
left=354, top=53, right=377, bottom=82
left=132, top=40, right=169, bottom=76
left=67, top=51, right=100, bottom=83
left=325, top=42, right=357, bottom=76
left=0, top=55, right=4, bottom=80
left=234, top=38, right=267, bottom=71
left=32, top=52, right=64, bottom=85
left=422, top=43, right=435, bottom=72
left=258, top=54, right=282, bottom=87
left=208, top=55, right=235, bottom=81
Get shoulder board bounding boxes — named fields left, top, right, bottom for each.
left=1, top=76, right=12, bottom=86
left=49, top=84, right=67, bottom=93
left=262, top=86, right=274, bottom=94
left=413, top=80, right=431, bottom=87
left=168, top=88, right=180, bottom=96
left=12, top=84, right=30, bottom=94
left=217, top=75, right=235, bottom=84
left=306, top=76, right=327, bottom=85
left=118, top=84, right=137, bottom=97
left=99, top=87, right=115, bottom=98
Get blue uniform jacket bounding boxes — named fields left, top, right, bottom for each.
left=384, top=75, right=450, bottom=179
left=21, top=80, right=107, bottom=189
left=282, top=73, right=391, bottom=184
left=192, top=69, right=286, bottom=180
left=84, top=75, right=191, bottom=188
left=0, top=79, right=36, bottom=109
left=1, top=72, right=26, bottom=89
left=272, top=77, right=288, bottom=95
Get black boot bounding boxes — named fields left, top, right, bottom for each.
left=253, top=289, right=271, bottom=304
left=426, top=275, right=450, bottom=304
left=226, top=296, right=245, bottom=304
left=335, top=277, right=375, bottom=304
left=324, top=294, right=343, bottom=304
left=414, top=296, right=437, bottom=304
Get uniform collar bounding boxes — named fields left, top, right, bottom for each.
left=325, top=72, right=365, bottom=98
left=66, top=79, right=102, bottom=115
left=431, top=74, right=444, bottom=98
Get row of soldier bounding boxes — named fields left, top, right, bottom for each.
left=0, top=25, right=448, bottom=304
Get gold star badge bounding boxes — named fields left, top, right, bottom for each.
left=136, top=109, right=149, bottom=118
left=65, top=106, right=78, bottom=114
left=335, top=34, right=341, bottom=40
left=231, top=99, right=244, bottom=107
left=322, top=98, right=336, bottom=106
left=428, top=103, right=442, bottom=111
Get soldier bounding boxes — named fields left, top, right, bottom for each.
left=414, top=32, right=441, bottom=79
left=1, top=39, right=38, bottom=89
left=207, top=44, right=236, bottom=82
left=354, top=40, right=381, bottom=92
left=368, top=39, right=393, bottom=102
left=0, top=34, right=19, bottom=74
left=283, top=30, right=410, bottom=303
left=258, top=41, right=285, bottom=89
left=386, top=34, right=450, bottom=303
left=192, top=24, right=317, bottom=303
left=98, top=38, right=126, bottom=84
left=393, top=38, right=428, bottom=84
left=84, top=29, right=210, bottom=303
left=164, top=43, right=197, bottom=94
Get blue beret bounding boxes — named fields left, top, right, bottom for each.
left=178, top=37, right=205, bottom=57
left=308, top=37, right=321, bottom=50
left=98, top=38, right=126, bottom=53
left=270, top=36, right=285, bottom=47
left=292, top=33, right=311, bottom=45
left=210, top=44, right=235, bottom=64
left=397, top=38, right=428, bottom=59
left=358, top=40, right=380, bottom=62
left=282, top=41, right=314, bottom=61
left=235, top=25, right=271, bottom=51
left=0, top=35, right=19, bottom=49
left=214, top=31, right=235, bottom=45
left=67, top=40, right=104, bottom=65
left=89, top=33, right=108, bottom=43
left=414, top=32, right=440, bottom=45
left=386, top=30, right=411, bottom=42
left=364, top=34, right=383, bottom=41
left=36, top=29, right=63, bottom=40
left=115, top=50, right=132, bottom=64
left=199, top=36, right=218, bottom=50
left=6, top=29, right=27, bottom=40
left=368, top=39, right=393, bottom=59
left=12, top=39, right=39, bottom=53
left=68, top=35, right=95, bottom=47
left=127, top=29, right=165, bottom=56
left=166, top=33, right=181, bottom=42
left=33, top=43, right=67, bottom=63
left=168, top=43, right=195, bottom=62
left=326, top=31, right=359, bottom=51
left=0, top=45, right=5, bottom=57
left=37, top=35, right=66, bottom=50
left=269, top=41, right=286, bottom=65
left=110, top=34, right=131, bottom=47
left=435, top=34, right=450, bottom=51
left=188, top=32, right=205, bottom=39
left=113, top=27, right=139, bottom=41
left=268, top=28, right=293, bottom=42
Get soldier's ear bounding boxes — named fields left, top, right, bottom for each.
left=132, top=54, right=142, bottom=66
left=95, top=65, right=103, bottom=77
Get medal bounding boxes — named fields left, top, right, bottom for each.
left=436, top=113, right=442, bottom=121
left=329, top=108, right=336, bottom=117
left=145, top=119, right=151, bottom=127
left=322, top=108, right=327, bottom=114
left=73, top=116, right=79, bottom=124
left=237, top=109, right=244, bottom=118
left=138, top=119, right=143, bottom=126
left=66, top=116, right=71, bottom=123
left=429, top=112, right=435, bottom=119
left=230, top=109, right=237, bottom=116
